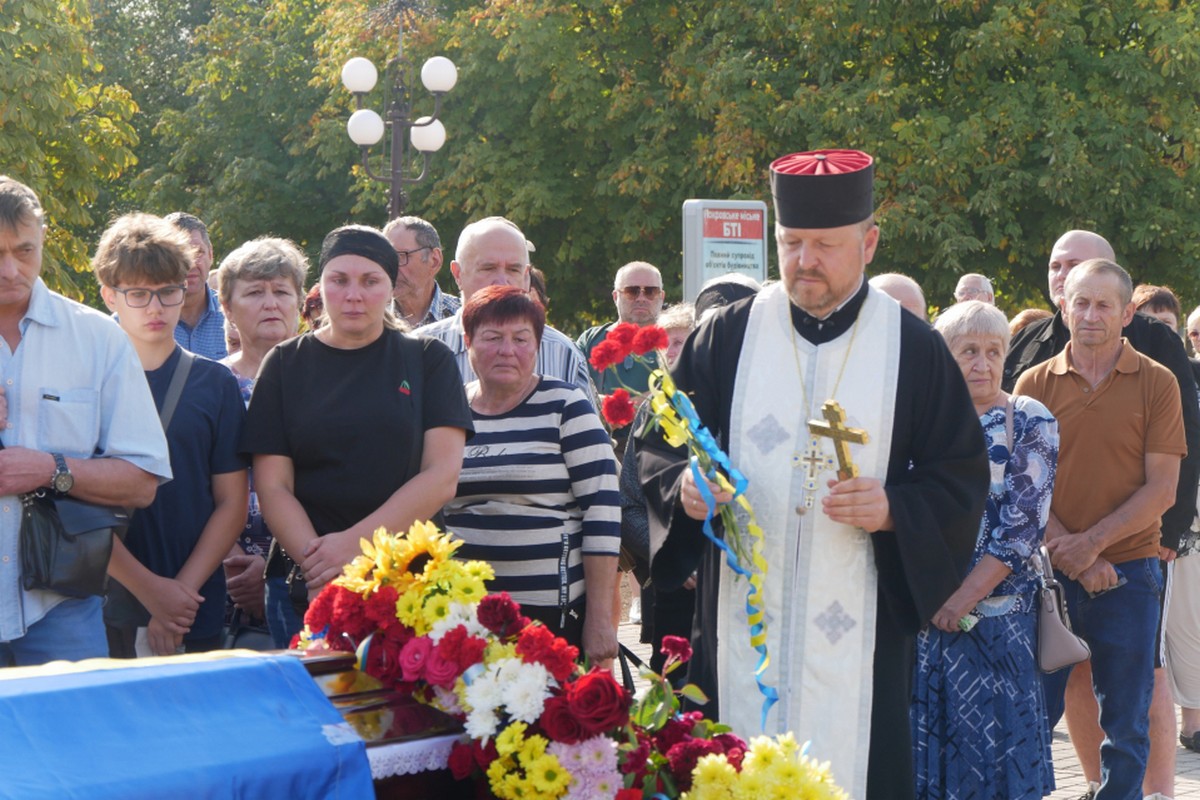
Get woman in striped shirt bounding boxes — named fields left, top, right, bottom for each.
left=444, top=285, right=621, bottom=665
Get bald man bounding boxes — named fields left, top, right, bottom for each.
left=869, top=272, right=927, bottom=321
left=1004, top=229, right=1200, bottom=800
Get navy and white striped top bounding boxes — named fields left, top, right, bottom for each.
left=444, top=377, right=620, bottom=609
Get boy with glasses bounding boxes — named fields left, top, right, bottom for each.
left=95, top=213, right=249, bottom=657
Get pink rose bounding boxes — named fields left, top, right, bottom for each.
left=424, top=646, right=462, bottom=688
left=399, top=636, right=432, bottom=682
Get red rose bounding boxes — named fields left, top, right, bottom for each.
left=399, top=636, right=433, bottom=682
left=602, top=389, right=636, bottom=428
left=447, top=741, right=476, bottom=780
left=538, top=694, right=587, bottom=744
left=589, top=339, right=626, bottom=372
left=660, top=635, right=692, bottom=664
left=566, top=668, right=631, bottom=735
left=424, top=646, right=462, bottom=688
left=615, top=790, right=643, bottom=800
left=609, top=322, right=639, bottom=349
left=631, top=325, right=669, bottom=356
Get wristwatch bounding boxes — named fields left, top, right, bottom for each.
left=50, top=453, right=74, bottom=495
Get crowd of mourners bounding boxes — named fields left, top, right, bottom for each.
left=3, top=159, right=1200, bottom=800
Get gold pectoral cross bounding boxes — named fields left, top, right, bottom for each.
left=807, top=400, right=869, bottom=482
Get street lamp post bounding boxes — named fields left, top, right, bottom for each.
left=341, top=21, right=457, bottom=220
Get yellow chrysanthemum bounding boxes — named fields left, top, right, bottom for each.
left=517, top=733, right=548, bottom=763
left=464, top=560, right=496, bottom=583
left=525, top=754, right=570, bottom=795
left=396, top=588, right=424, bottom=629
left=487, top=758, right=513, bottom=795
left=495, top=721, right=528, bottom=756
left=687, top=754, right=738, bottom=799
left=486, top=640, right=517, bottom=661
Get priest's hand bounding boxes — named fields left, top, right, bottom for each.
left=680, top=470, right=733, bottom=520
left=823, top=477, right=893, bottom=532
left=301, top=530, right=363, bottom=592
left=1045, top=532, right=1100, bottom=580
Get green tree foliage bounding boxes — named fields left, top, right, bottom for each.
left=388, top=0, right=1200, bottom=325
left=88, top=0, right=214, bottom=217
left=0, top=0, right=137, bottom=297
left=128, top=0, right=357, bottom=265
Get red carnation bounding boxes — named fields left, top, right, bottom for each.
left=565, top=668, right=631, bottom=735
left=516, top=623, right=579, bottom=683
left=478, top=593, right=528, bottom=638
left=608, top=322, right=639, bottom=349
left=665, top=738, right=724, bottom=791
left=589, top=339, right=626, bottom=372
left=438, top=625, right=489, bottom=672
left=631, top=325, right=669, bottom=356
left=322, top=586, right=374, bottom=651
left=364, top=585, right=400, bottom=629
left=619, top=736, right=652, bottom=776
left=538, top=694, right=587, bottom=744
left=713, top=733, right=747, bottom=770
left=615, top=790, right=643, bottom=800
left=654, top=710, right=703, bottom=753
left=303, top=584, right=338, bottom=632
left=660, top=635, right=693, bottom=665
left=602, top=389, right=636, bottom=428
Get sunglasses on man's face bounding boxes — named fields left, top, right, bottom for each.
left=618, top=285, right=662, bottom=300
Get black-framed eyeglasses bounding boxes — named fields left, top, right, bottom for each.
left=618, top=285, right=662, bottom=300
left=112, top=285, right=187, bottom=308
left=394, top=246, right=432, bottom=266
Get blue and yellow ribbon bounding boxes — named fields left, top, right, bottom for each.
left=648, top=370, right=778, bottom=730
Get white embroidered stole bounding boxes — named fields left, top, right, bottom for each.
left=723, top=284, right=900, bottom=797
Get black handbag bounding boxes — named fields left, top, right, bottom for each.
left=19, top=491, right=130, bottom=598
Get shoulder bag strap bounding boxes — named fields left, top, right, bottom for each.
left=158, top=349, right=195, bottom=431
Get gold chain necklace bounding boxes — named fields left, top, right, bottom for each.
left=789, top=306, right=862, bottom=418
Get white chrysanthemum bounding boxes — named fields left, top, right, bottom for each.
left=504, top=660, right=553, bottom=723
left=464, top=706, right=500, bottom=740
left=463, top=668, right=503, bottom=714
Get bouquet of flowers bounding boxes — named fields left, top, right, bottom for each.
left=293, top=522, right=844, bottom=799
left=590, top=322, right=776, bottom=726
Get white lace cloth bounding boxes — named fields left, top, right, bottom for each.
left=367, top=732, right=460, bottom=779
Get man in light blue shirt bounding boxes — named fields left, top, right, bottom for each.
left=165, top=212, right=227, bottom=359
left=0, top=177, right=171, bottom=666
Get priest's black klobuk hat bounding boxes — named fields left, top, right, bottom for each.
left=770, top=149, right=874, bottom=229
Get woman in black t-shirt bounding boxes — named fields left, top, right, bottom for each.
left=242, top=226, right=473, bottom=606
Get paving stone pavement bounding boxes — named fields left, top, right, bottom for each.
left=617, top=620, right=1200, bottom=798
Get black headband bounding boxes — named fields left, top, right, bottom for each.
left=318, top=225, right=399, bottom=285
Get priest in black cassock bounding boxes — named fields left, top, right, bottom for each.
left=636, top=149, right=989, bottom=800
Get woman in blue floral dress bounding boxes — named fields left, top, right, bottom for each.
left=912, top=300, right=1059, bottom=799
